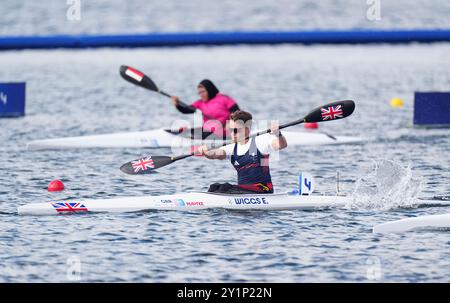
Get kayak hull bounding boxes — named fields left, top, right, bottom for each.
left=18, top=192, right=350, bottom=216
left=27, top=129, right=363, bottom=150
left=17, top=192, right=447, bottom=216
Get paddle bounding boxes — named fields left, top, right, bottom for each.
left=120, top=100, right=355, bottom=175
left=322, top=132, right=337, bottom=140
left=119, top=65, right=215, bottom=119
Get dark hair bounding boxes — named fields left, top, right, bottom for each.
left=230, top=110, right=252, bottom=124
left=198, top=79, right=219, bottom=100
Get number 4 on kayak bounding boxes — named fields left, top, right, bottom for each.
left=120, top=100, right=355, bottom=175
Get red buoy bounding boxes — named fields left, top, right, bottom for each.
left=48, top=180, right=65, bottom=192
left=304, top=122, right=319, bottom=129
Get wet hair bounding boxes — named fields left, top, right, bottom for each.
left=198, top=79, right=219, bottom=100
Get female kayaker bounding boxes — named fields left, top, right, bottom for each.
left=197, top=110, right=287, bottom=194
left=171, top=79, right=240, bottom=138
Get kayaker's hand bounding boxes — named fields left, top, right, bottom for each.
left=270, top=122, right=280, bottom=136
left=270, top=121, right=287, bottom=150
left=171, top=96, right=180, bottom=106
left=196, top=145, right=209, bottom=155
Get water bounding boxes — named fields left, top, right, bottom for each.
left=1, top=44, right=449, bottom=282
left=1, top=0, right=450, bottom=283
left=349, top=160, right=425, bottom=210
left=1, top=0, right=450, bottom=36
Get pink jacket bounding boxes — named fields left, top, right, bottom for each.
left=192, top=93, right=237, bottom=134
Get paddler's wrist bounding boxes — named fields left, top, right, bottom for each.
left=272, top=130, right=282, bottom=137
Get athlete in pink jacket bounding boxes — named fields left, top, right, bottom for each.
left=171, top=79, right=240, bottom=138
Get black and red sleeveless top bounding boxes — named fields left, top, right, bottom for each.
left=230, top=138, right=273, bottom=193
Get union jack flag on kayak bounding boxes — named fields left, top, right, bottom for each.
left=131, top=157, right=155, bottom=172
left=51, top=202, right=88, bottom=213
left=320, top=105, right=343, bottom=120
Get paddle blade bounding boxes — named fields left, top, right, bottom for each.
left=303, top=100, right=355, bottom=123
left=119, top=65, right=159, bottom=92
left=120, top=156, right=174, bottom=175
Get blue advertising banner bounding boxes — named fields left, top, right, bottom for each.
left=0, top=82, right=26, bottom=117
left=414, top=92, right=450, bottom=127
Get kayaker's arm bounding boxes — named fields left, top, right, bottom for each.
left=171, top=96, right=196, bottom=114
left=270, top=123, right=288, bottom=151
left=197, top=145, right=227, bottom=160
left=176, top=104, right=197, bottom=113
left=271, top=133, right=288, bottom=150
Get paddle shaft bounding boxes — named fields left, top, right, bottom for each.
left=120, top=100, right=355, bottom=174
left=171, top=118, right=304, bottom=162
left=161, top=85, right=335, bottom=139
left=170, top=99, right=356, bottom=162
left=158, top=89, right=198, bottom=113
left=162, top=89, right=335, bottom=139
left=156, top=90, right=217, bottom=120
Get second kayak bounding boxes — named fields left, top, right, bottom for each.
left=27, top=128, right=363, bottom=150
left=373, top=212, right=450, bottom=233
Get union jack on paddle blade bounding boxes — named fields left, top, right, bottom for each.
left=320, top=105, right=343, bottom=121
left=131, top=157, right=155, bottom=173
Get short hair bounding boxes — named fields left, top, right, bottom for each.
left=230, top=110, right=252, bottom=124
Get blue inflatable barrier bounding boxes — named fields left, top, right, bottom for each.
left=414, top=92, right=450, bottom=127
left=0, top=83, right=26, bottom=117
left=1, top=30, right=450, bottom=50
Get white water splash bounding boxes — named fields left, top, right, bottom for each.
left=348, top=159, right=423, bottom=210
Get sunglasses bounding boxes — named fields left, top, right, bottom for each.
left=229, top=127, right=244, bottom=134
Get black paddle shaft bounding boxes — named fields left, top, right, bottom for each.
left=120, top=100, right=355, bottom=175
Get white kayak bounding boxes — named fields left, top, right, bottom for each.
left=26, top=128, right=363, bottom=150
left=17, top=192, right=447, bottom=216
left=373, top=213, right=450, bottom=233
left=18, top=192, right=349, bottom=216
